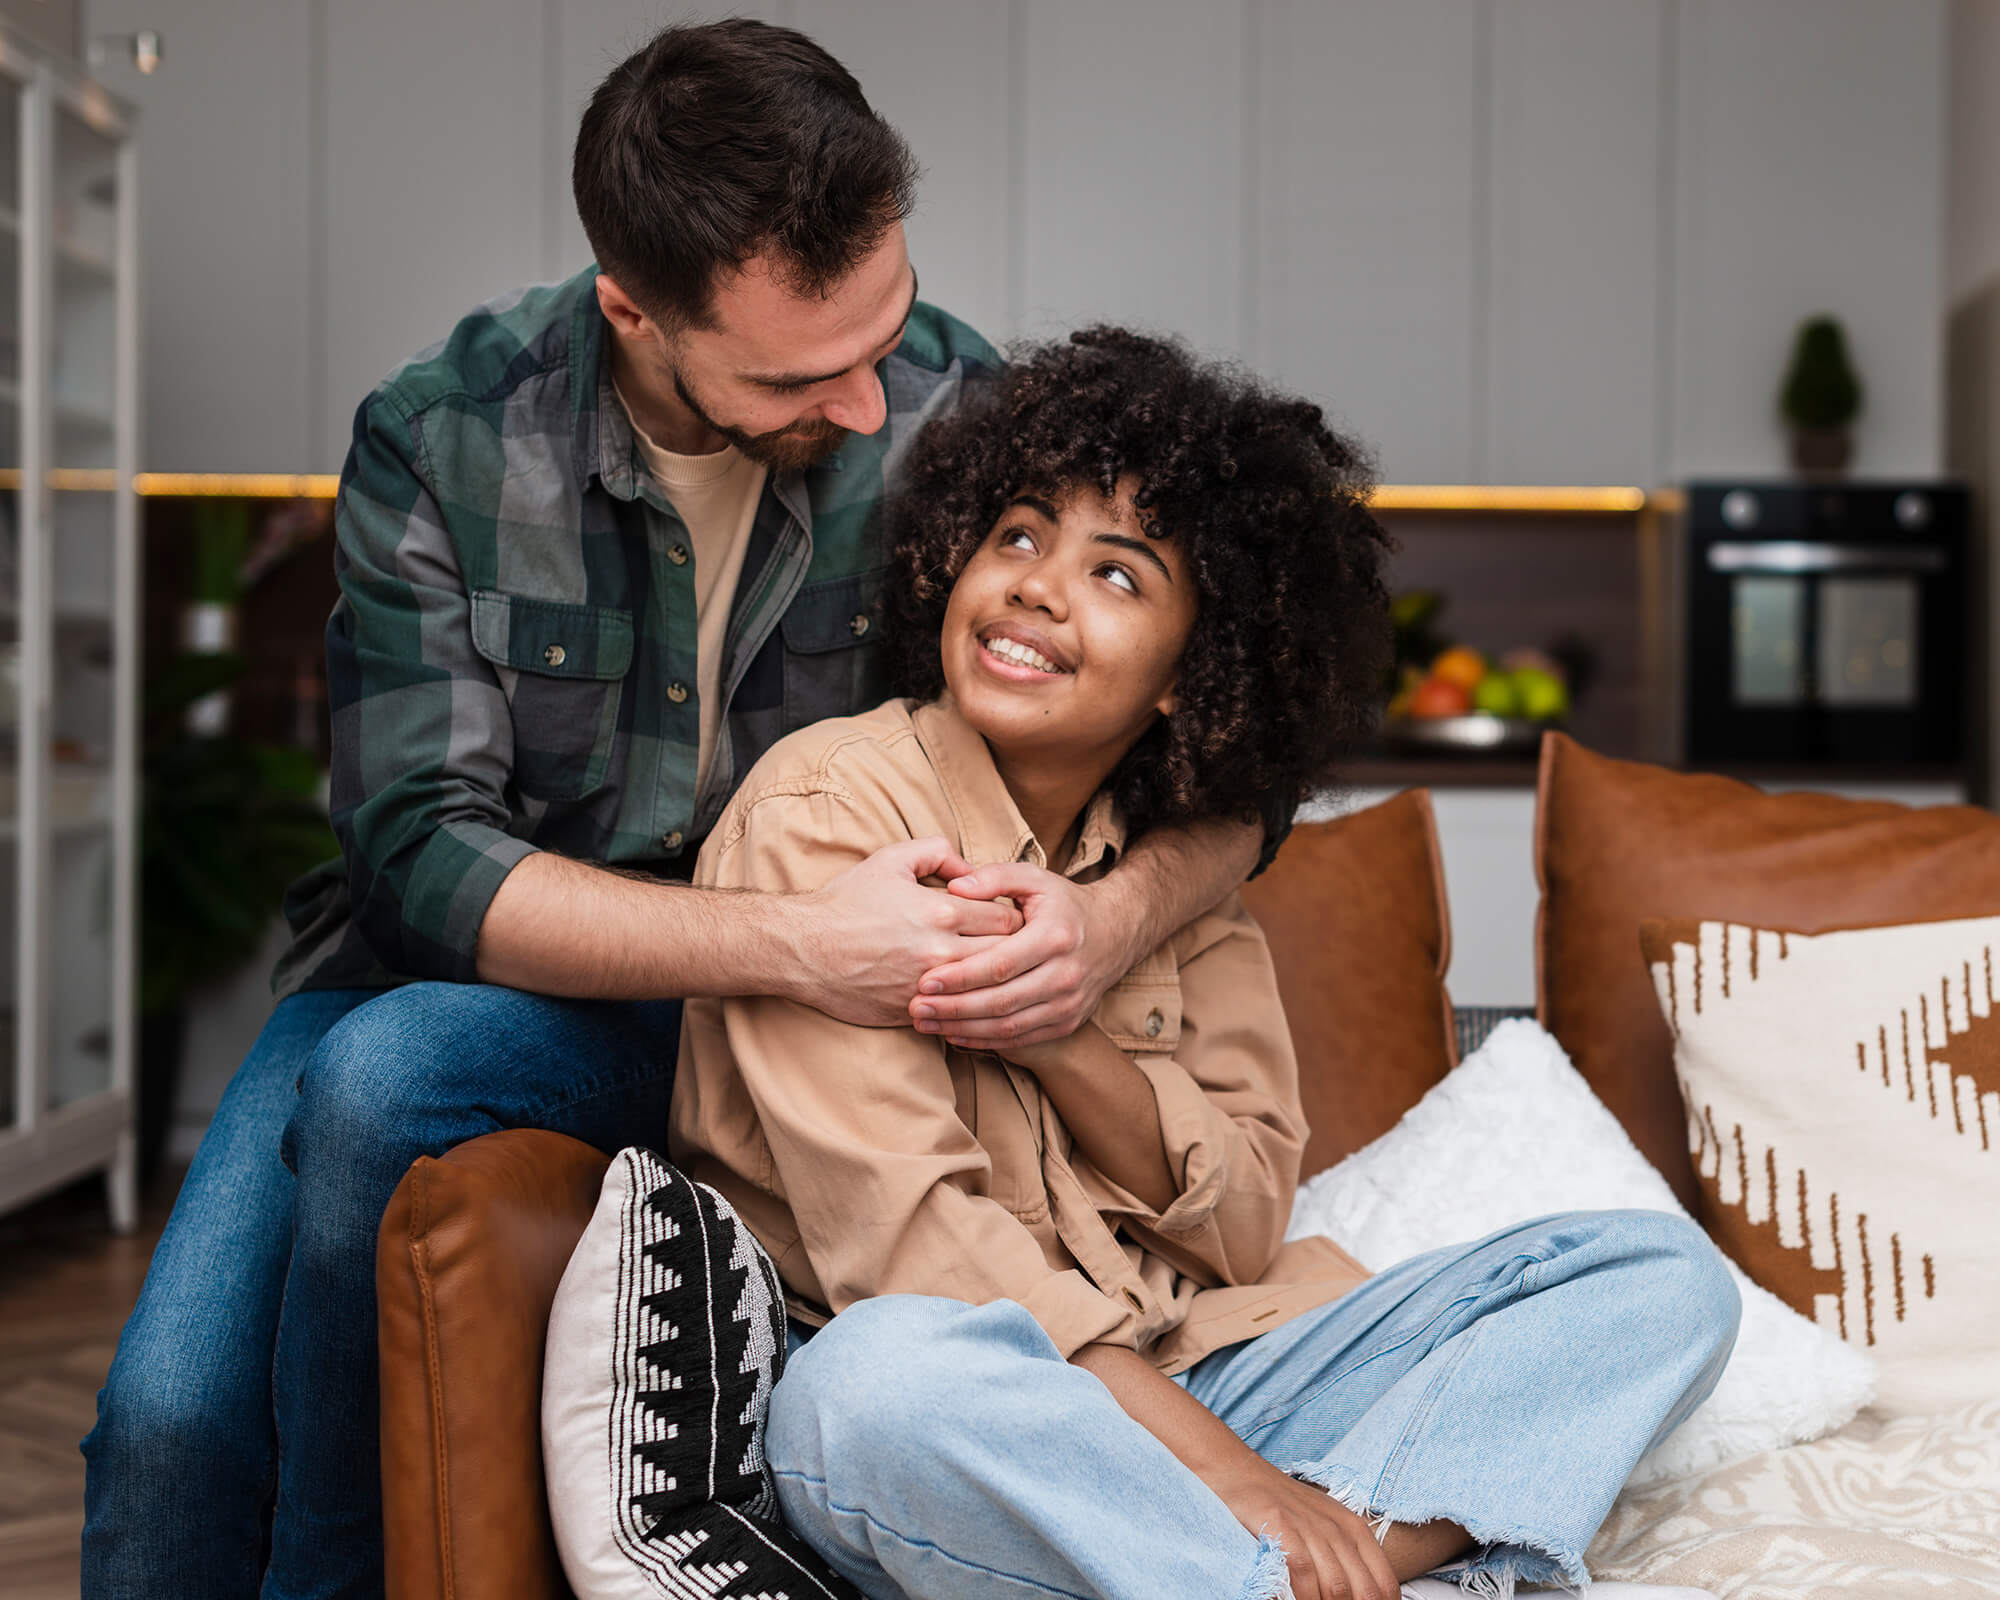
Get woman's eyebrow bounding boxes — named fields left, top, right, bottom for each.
left=1092, top=531, right=1173, bottom=582
left=1006, top=494, right=1058, bottom=520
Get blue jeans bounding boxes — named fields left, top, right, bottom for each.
left=767, top=1210, right=1741, bottom=1600
left=80, top=983, right=682, bottom=1600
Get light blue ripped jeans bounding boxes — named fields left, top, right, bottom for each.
left=766, top=1209, right=1740, bottom=1599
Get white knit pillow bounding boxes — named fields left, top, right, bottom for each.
left=542, top=1147, right=854, bottom=1600
left=1286, top=1019, right=1876, bottom=1488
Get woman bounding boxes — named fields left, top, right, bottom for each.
left=667, top=328, right=1739, bottom=1600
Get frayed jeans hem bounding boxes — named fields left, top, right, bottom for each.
left=1281, top=1458, right=1590, bottom=1600
left=1240, top=1533, right=1293, bottom=1600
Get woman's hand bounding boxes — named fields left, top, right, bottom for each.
left=1206, top=1456, right=1403, bottom=1600
left=909, top=864, right=1136, bottom=1047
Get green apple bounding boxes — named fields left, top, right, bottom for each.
left=1472, top=673, right=1520, bottom=717
left=1511, top=666, right=1569, bottom=722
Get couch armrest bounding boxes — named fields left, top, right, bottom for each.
left=378, top=1128, right=610, bottom=1600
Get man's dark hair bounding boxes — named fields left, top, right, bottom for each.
left=884, top=327, right=1394, bottom=837
left=573, top=19, right=918, bottom=331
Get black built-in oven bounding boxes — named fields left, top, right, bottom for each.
left=1683, top=481, right=1968, bottom=765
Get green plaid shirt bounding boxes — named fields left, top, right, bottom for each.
left=273, top=267, right=998, bottom=995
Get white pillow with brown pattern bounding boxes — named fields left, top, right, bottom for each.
left=1644, top=914, right=2000, bottom=1414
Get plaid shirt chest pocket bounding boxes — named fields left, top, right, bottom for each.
left=779, top=567, right=893, bottom=735
left=470, top=590, right=634, bottom=800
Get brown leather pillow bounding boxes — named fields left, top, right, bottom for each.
left=1242, top=790, right=1457, bottom=1180
left=378, top=1128, right=609, bottom=1600
left=1536, top=731, right=2000, bottom=1212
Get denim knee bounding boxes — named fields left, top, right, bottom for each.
left=281, top=983, right=484, bottom=1177
left=83, top=1338, right=267, bottom=1493
left=769, top=1296, right=1020, bottom=1483
left=1609, top=1210, right=1743, bottom=1359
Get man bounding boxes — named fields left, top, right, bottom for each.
left=81, top=20, right=1272, bottom=1599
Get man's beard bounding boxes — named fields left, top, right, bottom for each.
left=671, top=365, right=848, bottom=472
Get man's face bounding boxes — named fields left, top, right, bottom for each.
left=626, top=224, right=917, bottom=471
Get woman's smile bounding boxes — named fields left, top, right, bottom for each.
left=975, top=621, right=1074, bottom=679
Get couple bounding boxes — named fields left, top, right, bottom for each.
left=83, top=19, right=1737, bottom=1600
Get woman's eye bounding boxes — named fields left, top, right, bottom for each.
left=1099, top=564, right=1138, bottom=594
left=999, top=527, right=1036, bottom=552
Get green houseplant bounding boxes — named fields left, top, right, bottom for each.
left=1779, top=315, right=1863, bottom=474
left=138, top=649, right=335, bottom=1178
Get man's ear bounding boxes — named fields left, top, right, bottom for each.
left=594, top=273, right=654, bottom=341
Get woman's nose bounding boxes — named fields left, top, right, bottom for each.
left=1010, top=561, right=1067, bottom=618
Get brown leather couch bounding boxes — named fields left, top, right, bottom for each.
left=374, top=803, right=1464, bottom=1600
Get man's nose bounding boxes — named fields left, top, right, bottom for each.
left=820, top=366, right=888, bottom=436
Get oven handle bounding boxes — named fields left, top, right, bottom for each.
left=1706, top=541, right=1948, bottom=574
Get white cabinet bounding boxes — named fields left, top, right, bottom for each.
left=1015, top=0, right=1247, bottom=355
left=1669, top=0, right=1946, bottom=479
left=0, top=25, right=139, bottom=1228
left=1252, top=0, right=1483, bottom=484
left=1485, top=0, right=1666, bottom=487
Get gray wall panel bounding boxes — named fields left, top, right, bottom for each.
left=1485, top=0, right=1664, bottom=487
left=317, top=0, right=547, bottom=466
left=86, top=0, right=313, bottom=473
left=1016, top=0, right=1246, bottom=357
left=1671, top=0, right=1945, bottom=478
left=1252, top=0, right=1482, bottom=484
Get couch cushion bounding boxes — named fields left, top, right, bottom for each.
left=1241, top=790, right=1457, bottom=1180
left=1286, top=1017, right=1874, bottom=1488
left=1644, top=913, right=2000, bottom=1413
left=1535, top=732, right=2000, bottom=1210
left=378, top=1128, right=609, bottom=1600
left=542, top=1146, right=856, bottom=1599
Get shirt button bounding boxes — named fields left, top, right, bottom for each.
left=542, top=643, right=566, bottom=667
left=662, top=830, right=683, bottom=850
left=667, top=543, right=689, bottom=566
left=849, top=613, right=870, bottom=638
left=667, top=681, right=688, bottom=704
left=1145, top=1008, right=1164, bottom=1037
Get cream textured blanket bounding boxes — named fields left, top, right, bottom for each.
left=1584, top=1399, right=2000, bottom=1597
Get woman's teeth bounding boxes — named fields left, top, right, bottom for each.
left=983, top=636, right=1065, bottom=674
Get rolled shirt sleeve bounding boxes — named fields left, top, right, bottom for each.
left=681, top=781, right=1131, bottom=1360
left=1068, top=898, right=1308, bottom=1289
left=324, top=390, right=535, bottom=981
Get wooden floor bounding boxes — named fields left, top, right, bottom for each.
left=0, top=1166, right=179, bottom=1600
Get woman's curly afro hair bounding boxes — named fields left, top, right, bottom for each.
left=883, top=325, right=1393, bottom=836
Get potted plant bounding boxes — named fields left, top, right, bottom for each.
left=1779, top=315, right=1863, bottom=474
left=137, top=649, right=336, bottom=1181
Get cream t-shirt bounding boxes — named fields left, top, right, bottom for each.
left=616, top=384, right=768, bottom=803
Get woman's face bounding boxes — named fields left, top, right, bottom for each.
left=941, top=476, right=1198, bottom=775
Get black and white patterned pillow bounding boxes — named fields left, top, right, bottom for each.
left=543, top=1147, right=855, bottom=1600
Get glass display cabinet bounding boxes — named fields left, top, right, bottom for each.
left=0, top=28, right=138, bottom=1230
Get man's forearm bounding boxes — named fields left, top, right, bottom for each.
left=1098, top=815, right=1261, bottom=966
left=475, top=850, right=797, bottom=1000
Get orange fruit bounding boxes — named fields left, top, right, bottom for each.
left=1429, top=646, right=1487, bottom=691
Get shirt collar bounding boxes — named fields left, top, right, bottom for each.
left=910, top=695, right=1125, bottom=880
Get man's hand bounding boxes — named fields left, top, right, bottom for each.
left=909, top=862, right=1139, bottom=1049
left=1207, top=1456, right=1402, bottom=1600
left=789, top=837, right=1025, bottom=1027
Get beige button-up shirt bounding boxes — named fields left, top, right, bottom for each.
left=670, top=697, right=1369, bottom=1373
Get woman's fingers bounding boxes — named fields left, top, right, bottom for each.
left=938, top=896, right=1024, bottom=938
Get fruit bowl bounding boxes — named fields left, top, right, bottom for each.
left=1381, top=712, right=1553, bottom=754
